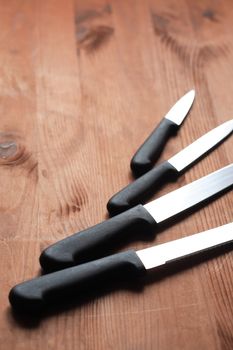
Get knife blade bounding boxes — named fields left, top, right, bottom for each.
left=39, top=164, right=233, bottom=272
left=136, top=222, right=233, bottom=269
left=130, top=89, right=195, bottom=176
left=108, top=119, right=233, bottom=215
left=10, top=222, right=233, bottom=313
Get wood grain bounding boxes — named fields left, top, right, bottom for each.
left=0, top=0, right=233, bottom=349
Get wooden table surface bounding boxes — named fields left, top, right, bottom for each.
left=1, top=0, right=233, bottom=349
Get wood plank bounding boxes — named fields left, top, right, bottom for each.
left=0, top=0, right=232, bottom=349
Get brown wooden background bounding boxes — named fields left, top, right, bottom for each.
left=0, top=0, right=233, bottom=349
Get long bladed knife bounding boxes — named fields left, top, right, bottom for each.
left=10, top=222, right=233, bottom=313
left=130, top=90, right=195, bottom=176
left=39, top=164, right=233, bottom=272
left=108, top=120, right=233, bottom=215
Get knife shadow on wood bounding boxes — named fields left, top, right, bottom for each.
left=8, top=237, right=233, bottom=327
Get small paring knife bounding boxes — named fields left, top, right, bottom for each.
left=39, top=164, right=233, bottom=272
left=9, top=222, right=233, bottom=313
left=107, top=120, right=233, bottom=215
left=130, top=90, right=195, bottom=177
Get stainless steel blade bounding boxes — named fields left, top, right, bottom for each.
left=137, top=222, right=233, bottom=270
left=144, top=164, right=233, bottom=223
left=164, top=90, right=195, bottom=125
left=169, top=120, right=233, bottom=172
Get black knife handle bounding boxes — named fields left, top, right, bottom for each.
left=131, top=118, right=179, bottom=177
left=107, top=161, right=178, bottom=216
left=39, top=205, right=156, bottom=272
left=9, top=251, right=146, bottom=313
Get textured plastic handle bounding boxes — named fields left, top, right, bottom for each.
left=107, top=161, right=178, bottom=216
left=40, top=205, right=156, bottom=272
left=9, top=251, right=146, bottom=313
left=130, top=118, right=179, bottom=177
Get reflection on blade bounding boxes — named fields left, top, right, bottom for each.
left=169, top=120, right=233, bottom=172
left=165, top=90, right=195, bottom=125
left=144, top=164, right=233, bottom=223
left=137, top=222, right=233, bottom=270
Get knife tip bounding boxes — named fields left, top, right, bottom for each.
left=187, top=89, right=195, bottom=99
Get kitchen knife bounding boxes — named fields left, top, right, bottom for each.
left=108, top=120, right=233, bottom=215
left=10, top=222, right=233, bottom=313
left=131, top=90, right=195, bottom=177
left=39, top=164, right=233, bottom=272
